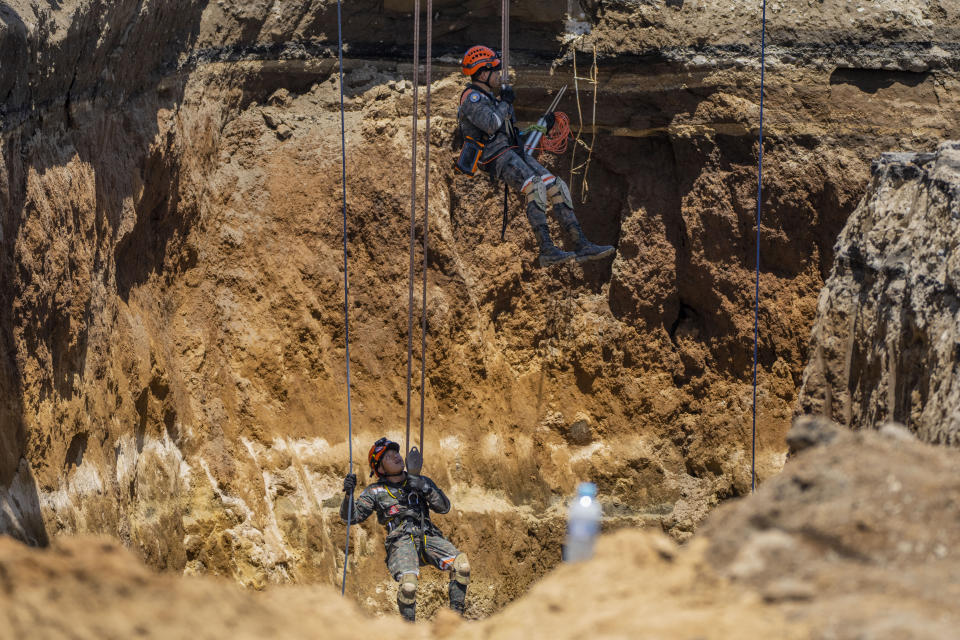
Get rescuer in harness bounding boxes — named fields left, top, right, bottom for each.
left=455, top=45, right=616, bottom=267
left=340, top=438, right=470, bottom=622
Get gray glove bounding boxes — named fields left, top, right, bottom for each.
left=406, top=475, right=432, bottom=495
left=343, top=473, right=357, bottom=494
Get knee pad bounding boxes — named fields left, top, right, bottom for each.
left=545, top=176, right=573, bottom=209
left=520, top=176, right=548, bottom=212
left=452, top=553, right=471, bottom=586
left=398, top=573, right=418, bottom=604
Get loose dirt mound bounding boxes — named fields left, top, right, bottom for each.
left=702, top=418, right=960, bottom=639
left=0, top=535, right=393, bottom=640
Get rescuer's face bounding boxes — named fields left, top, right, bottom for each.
left=380, top=449, right=405, bottom=475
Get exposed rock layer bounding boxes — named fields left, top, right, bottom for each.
left=798, top=142, right=960, bottom=444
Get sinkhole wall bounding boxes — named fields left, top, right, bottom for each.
left=1, top=0, right=959, bottom=617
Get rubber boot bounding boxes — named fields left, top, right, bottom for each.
left=554, top=205, right=616, bottom=263
left=397, top=597, right=416, bottom=623
left=449, top=580, right=467, bottom=616
left=527, top=205, right=575, bottom=267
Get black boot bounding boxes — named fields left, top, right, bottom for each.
left=555, top=205, right=616, bottom=263
left=527, top=206, right=575, bottom=267
left=397, top=598, right=416, bottom=622
left=449, top=580, right=467, bottom=616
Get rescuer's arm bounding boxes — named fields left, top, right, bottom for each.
left=339, top=475, right=376, bottom=524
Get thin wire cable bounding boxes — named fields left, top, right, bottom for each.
left=336, top=0, right=355, bottom=597
left=418, top=0, right=433, bottom=457
left=405, top=0, right=422, bottom=458
left=752, top=0, right=767, bottom=494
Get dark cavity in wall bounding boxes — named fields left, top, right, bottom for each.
left=829, top=68, right=932, bottom=94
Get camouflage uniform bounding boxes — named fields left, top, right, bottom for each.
left=340, top=474, right=469, bottom=621
left=457, top=84, right=615, bottom=266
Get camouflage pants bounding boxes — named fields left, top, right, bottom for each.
left=488, top=149, right=581, bottom=237
left=489, top=149, right=552, bottom=192
left=385, top=531, right=461, bottom=580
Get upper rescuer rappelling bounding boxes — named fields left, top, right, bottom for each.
left=340, top=438, right=470, bottom=622
left=455, top=45, right=616, bottom=267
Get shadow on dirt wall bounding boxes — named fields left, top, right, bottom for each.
left=514, top=74, right=857, bottom=380
left=0, top=0, right=211, bottom=545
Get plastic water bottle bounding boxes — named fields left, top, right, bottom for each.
left=564, top=482, right=601, bottom=562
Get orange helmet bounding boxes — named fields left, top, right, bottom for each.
left=368, top=437, right=400, bottom=477
left=461, top=45, right=501, bottom=76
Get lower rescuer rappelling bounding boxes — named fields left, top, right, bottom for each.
left=454, top=45, right=616, bottom=267
left=340, top=438, right=470, bottom=622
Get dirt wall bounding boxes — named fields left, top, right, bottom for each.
left=1, top=0, right=959, bottom=619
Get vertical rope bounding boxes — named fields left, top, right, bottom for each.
left=501, top=0, right=509, bottom=87
left=752, top=0, right=767, bottom=494
left=418, top=0, right=433, bottom=456
left=405, top=0, right=422, bottom=458
left=336, top=0, right=355, bottom=597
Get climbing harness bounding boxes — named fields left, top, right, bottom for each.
left=752, top=0, right=767, bottom=494
left=335, top=0, right=355, bottom=598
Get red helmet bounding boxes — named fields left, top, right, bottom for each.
left=461, top=45, right=501, bottom=76
left=368, top=437, right=400, bottom=478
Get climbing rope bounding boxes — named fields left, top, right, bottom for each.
left=752, top=0, right=767, bottom=494
left=501, top=0, right=509, bottom=88
left=419, top=0, right=433, bottom=458
left=405, top=0, right=422, bottom=459
left=336, top=0, right=355, bottom=597
left=405, top=0, right=432, bottom=461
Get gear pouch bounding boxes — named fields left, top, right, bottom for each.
left=454, top=136, right=484, bottom=177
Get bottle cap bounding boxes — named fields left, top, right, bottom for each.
left=576, top=482, right=597, bottom=498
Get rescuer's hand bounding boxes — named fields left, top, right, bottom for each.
left=544, top=111, right=556, bottom=133
left=343, top=473, right=357, bottom=494
left=406, top=475, right=432, bottom=495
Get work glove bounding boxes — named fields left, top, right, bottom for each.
left=343, top=473, right=357, bottom=494
left=406, top=475, right=432, bottom=495
left=544, top=111, right=556, bottom=133
left=500, top=85, right=516, bottom=104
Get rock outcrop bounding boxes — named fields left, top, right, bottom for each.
left=798, top=142, right=960, bottom=445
